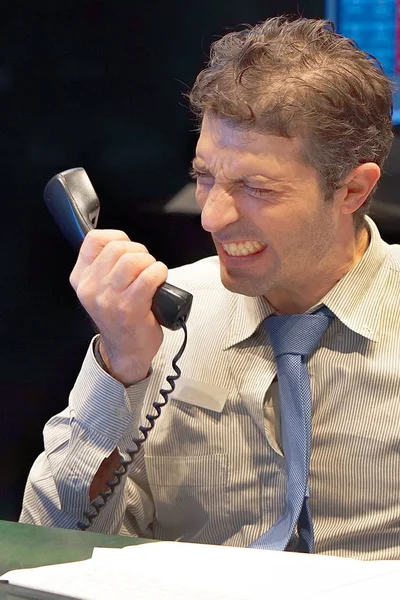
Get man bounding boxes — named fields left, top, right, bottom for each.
left=21, top=16, right=400, bottom=559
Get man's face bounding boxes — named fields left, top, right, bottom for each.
left=193, top=113, right=343, bottom=300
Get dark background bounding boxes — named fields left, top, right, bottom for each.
left=0, top=0, right=399, bottom=521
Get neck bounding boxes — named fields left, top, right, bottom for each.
left=264, top=226, right=370, bottom=315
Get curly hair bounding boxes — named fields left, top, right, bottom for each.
left=189, top=16, right=394, bottom=231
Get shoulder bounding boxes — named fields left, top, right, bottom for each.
left=167, top=255, right=224, bottom=292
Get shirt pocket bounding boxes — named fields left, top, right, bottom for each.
left=145, top=453, right=228, bottom=543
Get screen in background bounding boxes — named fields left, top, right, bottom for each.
left=326, top=0, right=400, bottom=124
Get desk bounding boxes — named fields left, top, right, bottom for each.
left=0, top=520, right=151, bottom=599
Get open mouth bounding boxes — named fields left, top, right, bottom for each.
left=221, top=241, right=267, bottom=257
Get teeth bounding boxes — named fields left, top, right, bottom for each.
left=222, top=241, right=266, bottom=256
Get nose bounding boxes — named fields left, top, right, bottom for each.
left=200, top=184, right=240, bottom=233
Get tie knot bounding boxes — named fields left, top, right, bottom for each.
left=264, top=306, right=334, bottom=358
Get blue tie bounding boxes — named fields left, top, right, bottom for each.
left=249, top=306, right=334, bottom=553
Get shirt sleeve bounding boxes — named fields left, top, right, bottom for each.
left=19, top=337, right=155, bottom=536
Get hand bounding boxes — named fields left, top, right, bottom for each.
left=69, top=230, right=168, bottom=385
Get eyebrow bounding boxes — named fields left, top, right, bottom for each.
left=191, top=158, right=282, bottom=184
left=191, top=159, right=211, bottom=174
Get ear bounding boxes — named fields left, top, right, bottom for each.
left=336, top=163, right=381, bottom=215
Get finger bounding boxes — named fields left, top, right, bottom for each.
left=89, top=240, right=149, bottom=281
left=80, top=230, right=132, bottom=264
left=71, top=234, right=147, bottom=290
left=70, top=230, right=131, bottom=288
left=124, top=261, right=169, bottom=308
left=104, top=252, right=157, bottom=292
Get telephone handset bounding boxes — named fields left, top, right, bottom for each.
left=44, top=167, right=193, bottom=330
left=44, top=167, right=190, bottom=530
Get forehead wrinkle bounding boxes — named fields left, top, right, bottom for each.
left=194, top=151, right=288, bottom=185
left=198, top=113, right=312, bottom=178
left=194, top=152, right=242, bottom=181
left=197, top=132, right=291, bottom=181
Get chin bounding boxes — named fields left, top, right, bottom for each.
left=219, top=265, right=271, bottom=297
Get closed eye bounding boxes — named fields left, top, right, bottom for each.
left=189, top=167, right=214, bottom=184
left=190, top=169, right=274, bottom=197
left=189, top=167, right=200, bottom=180
left=243, top=184, right=273, bottom=198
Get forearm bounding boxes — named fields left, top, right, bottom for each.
left=20, top=446, right=129, bottom=534
left=20, top=338, right=154, bottom=535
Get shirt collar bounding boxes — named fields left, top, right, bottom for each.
left=224, top=216, right=389, bottom=349
left=321, top=216, right=389, bottom=342
left=224, top=293, right=275, bottom=350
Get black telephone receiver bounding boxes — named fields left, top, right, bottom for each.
left=44, top=167, right=190, bottom=530
left=44, top=167, right=193, bottom=330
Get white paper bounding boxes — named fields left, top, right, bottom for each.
left=3, top=541, right=400, bottom=600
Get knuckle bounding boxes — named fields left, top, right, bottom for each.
left=75, top=280, right=90, bottom=304
left=132, top=242, right=148, bottom=254
left=104, top=243, right=130, bottom=265
left=155, top=261, right=168, bottom=276
left=94, top=294, right=109, bottom=314
left=81, top=229, right=101, bottom=250
left=69, top=270, right=77, bottom=289
left=137, top=265, right=155, bottom=287
left=116, top=251, right=137, bottom=268
left=120, top=251, right=155, bottom=269
left=101, top=241, right=150, bottom=264
left=85, top=229, right=100, bottom=241
left=76, top=278, right=101, bottom=310
left=81, top=230, right=130, bottom=254
left=103, top=240, right=124, bottom=260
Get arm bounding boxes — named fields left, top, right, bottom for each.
left=20, top=338, right=156, bottom=535
left=21, top=229, right=168, bottom=534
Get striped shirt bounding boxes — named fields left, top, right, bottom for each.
left=20, top=216, right=400, bottom=560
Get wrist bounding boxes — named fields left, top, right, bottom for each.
left=94, top=337, right=150, bottom=386
left=93, top=336, right=110, bottom=374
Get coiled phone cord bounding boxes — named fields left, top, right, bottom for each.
left=77, top=318, right=188, bottom=531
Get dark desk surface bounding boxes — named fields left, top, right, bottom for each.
left=0, top=520, right=151, bottom=599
